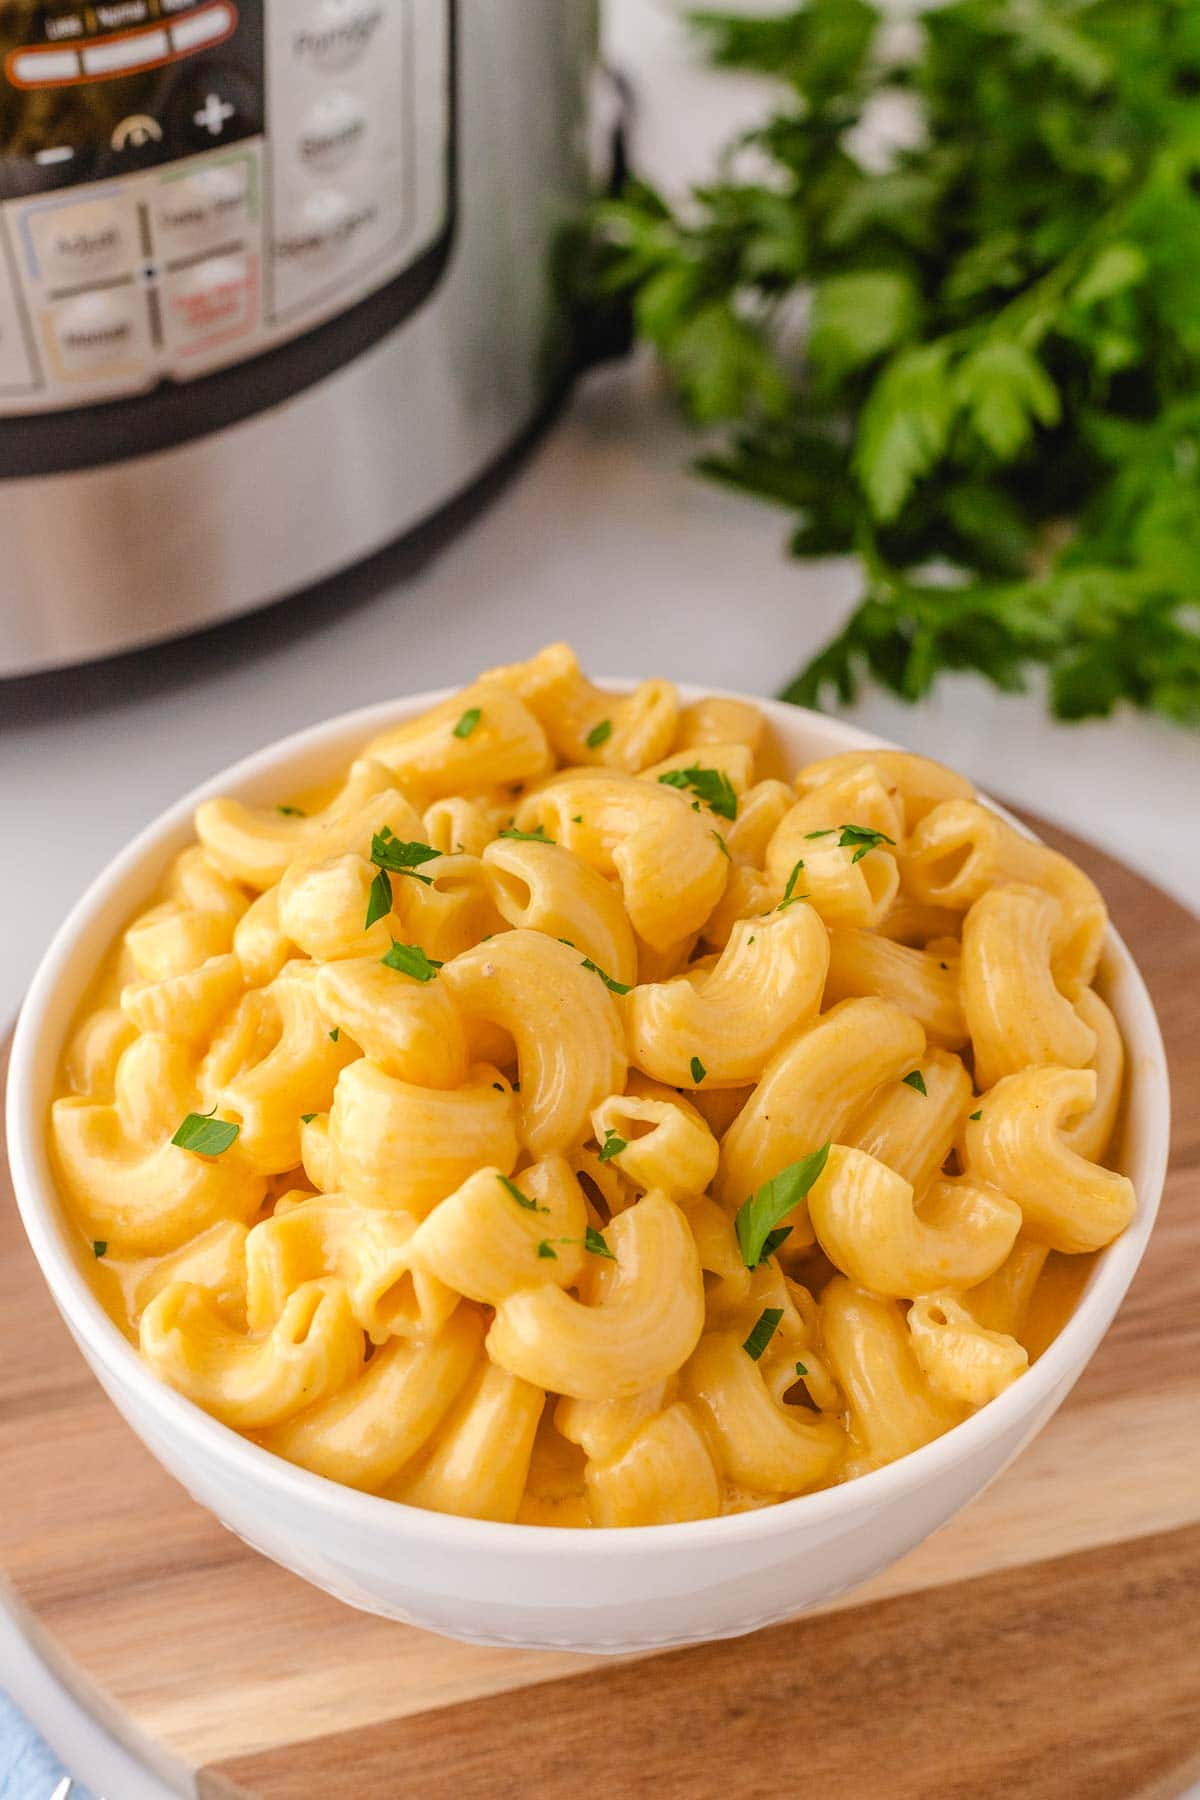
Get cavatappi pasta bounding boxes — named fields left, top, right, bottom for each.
left=50, top=645, right=1135, bottom=1527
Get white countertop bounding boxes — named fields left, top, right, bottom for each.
left=0, top=6, right=1196, bottom=1793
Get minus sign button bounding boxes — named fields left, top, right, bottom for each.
left=35, top=147, right=76, bottom=166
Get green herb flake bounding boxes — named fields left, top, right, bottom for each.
left=969, top=1109, right=983, bottom=1121
left=536, top=1240, right=558, bottom=1260
left=172, top=1110, right=240, bottom=1157
left=453, top=707, right=482, bottom=740
left=364, top=867, right=393, bottom=929
left=743, top=1307, right=784, bottom=1362
left=804, top=829, right=835, bottom=840
left=581, top=955, right=632, bottom=996
left=689, top=1054, right=707, bottom=1084
left=598, top=1128, right=628, bottom=1163
left=586, top=719, right=613, bottom=749
left=499, top=1173, right=547, bottom=1214
left=381, top=941, right=443, bottom=981
left=657, top=764, right=738, bottom=820
left=712, top=828, right=731, bottom=861
left=370, top=830, right=440, bottom=885
left=276, top=804, right=306, bottom=817
left=498, top=826, right=554, bottom=844
left=328, top=1028, right=340, bottom=1042
left=778, top=858, right=811, bottom=909
left=92, top=1240, right=108, bottom=1259
left=735, top=1143, right=831, bottom=1269
left=837, top=823, right=896, bottom=864
left=795, top=1360, right=809, bottom=1379
left=759, top=1226, right=792, bottom=1261
left=300, top=1113, right=317, bottom=1124
left=902, top=1069, right=928, bottom=1096
left=585, top=1225, right=616, bottom=1260
left=571, top=814, right=583, bottom=824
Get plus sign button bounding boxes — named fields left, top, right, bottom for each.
left=166, top=62, right=262, bottom=154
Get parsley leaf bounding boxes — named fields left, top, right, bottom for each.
left=837, top=823, right=896, bottom=863
left=778, top=858, right=808, bottom=909
left=598, top=1129, right=627, bottom=1163
left=276, top=804, right=306, bottom=817
left=658, top=765, right=738, bottom=820
left=585, top=1225, right=616, bottom=1260
left=537, top=1240, right=558, bottom=1260
left=689, top=1055, right=707, bottom=1084
left=499, top=1173, right=546, bottom=1213
left=92, top=1240, right=108, bottom=1259
left=365, top=867, right=393, bottom=930
left=370, top=830, right=440, bottom=882
left=579, top=3, right=1200, bottom=727
left=499, top=826, right=554, bottom=844
left=381, top=941, right=443, bottom=981
left=328, top=1028, right=340, bottom=1042
left=712, top=828, right=731, bottom=861
left=581, top=956, right=632, bottom=996
left=902, top=1069, right=928, bottom=1096
left=453, top=707, right=482, bottom=739
left=969, top=1109, right=983, bottom=1121
left=735, top=1144, right=831, bottom=1268
left=794, top=1360, right=809, bottom=1378
left=586, top=719, right=613, bottom=749
left=172, top=1110, right=240, bottom=1157
left=300, top=1112, right=317, bottom=1124
left=743, top=1307, right=784, bottom=1361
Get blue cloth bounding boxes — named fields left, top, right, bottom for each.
left=0, top=1690, right=95, bottom=1800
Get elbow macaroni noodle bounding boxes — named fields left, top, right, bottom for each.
left=50, top=646, right=1136, bottom=1528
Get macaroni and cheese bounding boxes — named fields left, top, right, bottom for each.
left=49, top=645, right=1134, bottom=1527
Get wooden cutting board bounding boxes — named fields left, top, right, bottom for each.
left=2, top=816, right=1198, bottom=1800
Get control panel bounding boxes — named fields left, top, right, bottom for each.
left=0, top=0, right=453, bottom=412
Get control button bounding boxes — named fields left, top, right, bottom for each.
left=43, top=14, right=86, bottom=42
left=8, top=48, right=82, bottom=86
left=274, top=189, right=378, bottom=264
left=25, top=195, right=137, bottom=287
left=82, top=27, right=169, bottom=77
left=153, top=158, right=252, bottom=255
left=163, top=252, right=258, bottom=355
left=297, top=92, right=367, bottom=174
left=292, top=1, right=385, bottom=74
left=193, top=91, right=236, bottom=136
left=43, top=287, right=149, bottom=381
left=170, top=2, right=237, bottom=53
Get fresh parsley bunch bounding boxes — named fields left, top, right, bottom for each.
left=584, top=0, right=1200, bottom=724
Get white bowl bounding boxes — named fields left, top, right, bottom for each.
left=6, top=688, right=1170, bottom=1653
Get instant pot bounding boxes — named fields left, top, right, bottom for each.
left=0, top=0, right=597, bottom=673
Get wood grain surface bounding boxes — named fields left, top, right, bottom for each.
left=1, top=817, right=1197, bottom=1800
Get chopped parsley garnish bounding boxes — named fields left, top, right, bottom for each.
left=585, top=1225, right=615, bottom=1260
left=969, top=1109, right=983, bottom=1121
left=512, top=1081, right=521, bottom=1093
left=598, top=1128, right=627, bottom=1163
left=758, top=1227, right=793, bottom=1261
left=92, top=1240, right=107, bottom=1259
left=689, top=1055, right=707, bottom=1084
left=778, top=859, right=809, bottom=909
left=328, top=1028, right=340, bottom=1042
left=300, top=1113, right=317, bottom=1124
left=657, top=764, right=738, bottom=820
left=734, top=1143, right=831, bottom=1269
left=499, top=825, right=554, bottom=844
left=795, top=1360, right=809, bottom=1378
left=743, top=1307, right=784, bottom=1361
left=748, top=934, right=756, bottom=944
left=453, top=707, right=482, bottom=739
left=276, top=804, right=306, bottom=817
left=535, top=1228, right=616, bottom=1260
left=172, top=1109, right=240, bottom=1157
left=499, top=1173, right=547, bottom=1214
left=492, top=1082, right=506, bottom=1093
left=381, top=941, right=443, bottom=981
left=582, top=956, right=631, bottom=996
left=838, top=822, right=897, bottom=863
left=902, top=1070, right=928, bottom=1096
left=571, top=814, right=583, bottom=824
left=712, top=829, right=731, bottom=861
left=365, top=868, right=393, bottom=930
left=804, top=828, right=836, bottom=839
left=586, top=719, right=613, bottom=749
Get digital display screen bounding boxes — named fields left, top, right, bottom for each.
left=0, top=0, right=264, bottom=199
